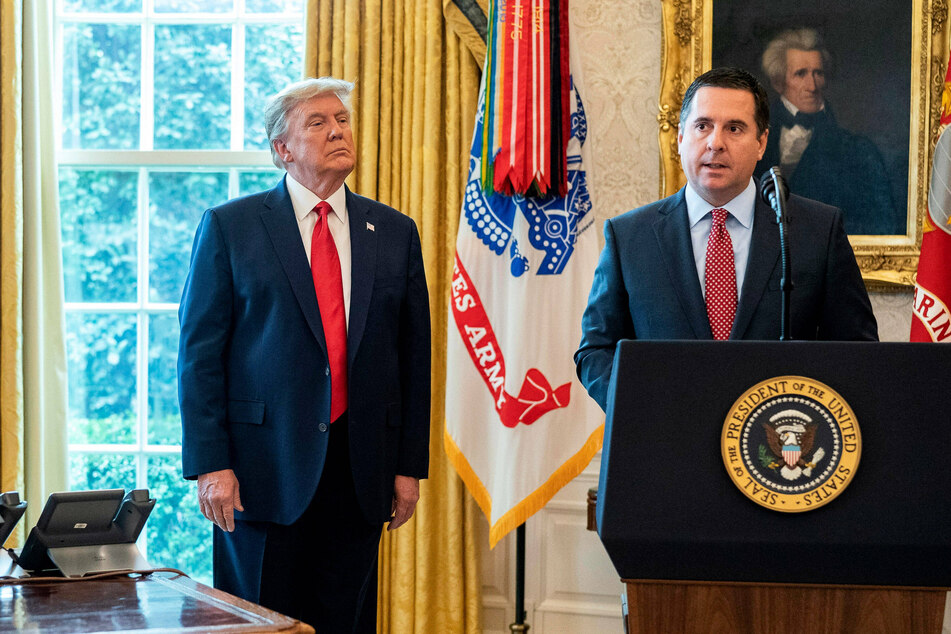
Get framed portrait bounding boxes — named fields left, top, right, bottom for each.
left=658, top=0, right=950, bottom=287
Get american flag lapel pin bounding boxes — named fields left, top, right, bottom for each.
left=367, top=222, right=375, bottom=231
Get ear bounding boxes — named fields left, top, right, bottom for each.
left=272, top=139, right=292, bottom=164
left=756, top=128, right=769, bottom=160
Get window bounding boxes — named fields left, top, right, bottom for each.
left=55, top=0, right=305, bottom=583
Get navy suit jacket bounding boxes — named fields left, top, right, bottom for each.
left=178, top=177, right=431, bottom=526
left=574, top=186, right=878, bottom=411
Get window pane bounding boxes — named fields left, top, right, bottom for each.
left=239, top=169, right=281, bottom=195
left=154, top=0, right=232, bottom=12
left=154, top=25, right=231, bottom=149
left=62, top=23, right=141, bottom=150
left=60, top=168, right=138, bottom=303
left=69, top=453, right=136, bottom=491
left=149, top=314, right=181, bottom=445
left=146, top=454, right=212, bottom=584
left=246, top=0, right=300, bottom=13
left=67, top=313, right=137, bottom=444
left=244, top=23, right=303, bottom=150
left=60, top=0, right=142, bottom=11
left=149, top=171, right=228, bottom=303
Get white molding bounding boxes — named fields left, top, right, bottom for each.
left=57, top=150, right=273, bottom=166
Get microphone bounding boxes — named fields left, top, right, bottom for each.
left=759, top=167, right=793, bottom=340
left=759, top=166, right=788, bottom=216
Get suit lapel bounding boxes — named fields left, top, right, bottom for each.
left=732, top=196, right=780, bottom=339
left=260, top=178, right=328, bottom=352
left=653, top=190, right=711, bottom=339
left=345, top=187, right=377, bottom=365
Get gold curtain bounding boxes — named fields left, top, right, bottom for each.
left=0, top=0, right=26, bottom=519
left=304, top=1, right=482, bottom=631
left=0, top=0, right=68, bottom=545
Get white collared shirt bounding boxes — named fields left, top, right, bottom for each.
left=685, top=179, right=756, bottom=302
left=778, top=96, right=824, bottom=173
left=285, top=172, right=352, bottom=328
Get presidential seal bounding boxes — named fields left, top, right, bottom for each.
left=721, top=376, right=861, bottom=512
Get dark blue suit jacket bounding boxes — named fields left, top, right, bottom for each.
left=178, top=178, right=431, bottom=526
left=574, top=186, right=878, bottom=410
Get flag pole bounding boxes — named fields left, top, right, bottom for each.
left=509, top=522, right=530, bottom=632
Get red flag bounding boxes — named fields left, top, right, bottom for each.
left=911, top=50, right=951, bottom=342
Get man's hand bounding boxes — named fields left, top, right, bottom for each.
left=388, top=475, right=420, bottom=531
left=197, top=468, right=244, bottom=532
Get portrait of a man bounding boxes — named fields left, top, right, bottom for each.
left=753, top=28, right=902, bottom=236
left=710, top=2, right=913, bottom=239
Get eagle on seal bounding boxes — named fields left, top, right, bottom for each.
left=762, top=410, right=822, bottom=480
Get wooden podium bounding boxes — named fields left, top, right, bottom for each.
left=596, top=341, right=951, bottom=633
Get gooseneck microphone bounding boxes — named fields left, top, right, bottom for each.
left=759, top=167, right=793, bottom=341
left=759, top=166, right=789, bottom=218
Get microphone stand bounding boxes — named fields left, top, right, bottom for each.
left=763, top=168, right=792, bottom=341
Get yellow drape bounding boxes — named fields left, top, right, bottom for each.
left=304, top=1, right=482, bottom=631
left=0, top=0, right=26, bottom=535
left=0, top=0, right=68, bottom=546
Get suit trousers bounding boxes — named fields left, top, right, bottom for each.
left=213, top=413, right=383, bottom=633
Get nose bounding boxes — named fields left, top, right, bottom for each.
left=706, top=126, right=725, bottom=151
left=805, top=73, right=817, bottom=92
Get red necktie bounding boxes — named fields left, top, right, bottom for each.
left=311, top=201, right=348, bottom=422
left=705, top=207, right=737, bottom=340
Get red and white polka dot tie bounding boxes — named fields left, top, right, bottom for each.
left=705, top=207, right=737, bottom=340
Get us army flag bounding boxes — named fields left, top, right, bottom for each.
left=444, top=76, right=604, bottom=547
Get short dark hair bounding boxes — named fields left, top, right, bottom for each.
left=679, top=67, right=770, bottom=137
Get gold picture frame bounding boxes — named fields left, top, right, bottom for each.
left=659, top=0, right=950, bottom=288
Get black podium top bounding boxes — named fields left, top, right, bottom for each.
left=597, top=341, right=951, bottom=587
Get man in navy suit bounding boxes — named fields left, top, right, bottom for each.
left=178, top=77, right=431, bottom=632
left=575, top=67, right=877, bottom=411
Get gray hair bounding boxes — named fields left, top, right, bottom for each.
left=264, top=77, right=355, bottom=169
left=761, top=28, right=831, bottom=92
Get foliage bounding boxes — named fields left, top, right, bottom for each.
left=66, top=312, right=137, bottom=428
left=154, top=24, right=231, bottom=150
left=149, top=172, right=228, bottom=302
left=60, top=168, right=138, bottom=302
left=244, top=23, right=304, bottom=149
left=62, top=23, right=140, bottom=149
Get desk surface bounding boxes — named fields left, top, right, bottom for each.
left=0, top=554, right=313, bottom=633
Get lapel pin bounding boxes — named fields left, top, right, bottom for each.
left=367, top=222, right=375, bottom=232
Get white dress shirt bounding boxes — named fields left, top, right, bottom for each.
left=778, top=95, right=825, bottom=174
left=285, top=173, right=352, bottom=329
left=685, top=179, right=756, bottom=303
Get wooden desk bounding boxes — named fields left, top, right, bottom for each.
left=0, top=555, right=313, bottom=633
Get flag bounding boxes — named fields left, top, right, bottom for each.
left=911, top=50, right=951, bottom=342
left=444, top=71, right=603, bottom=547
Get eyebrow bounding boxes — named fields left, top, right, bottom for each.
left=302, top=109, right=349, bottom=124
left=692, top=116, right=748, bottom=128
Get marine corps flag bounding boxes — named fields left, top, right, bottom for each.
left=912, top=50, right=951, bottom=342
left=444, top=68, right=603, bottom=546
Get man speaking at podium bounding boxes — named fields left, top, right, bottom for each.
left=178, top=77, right=431, bottom=632
left=574, top=67, right=877, bottom=412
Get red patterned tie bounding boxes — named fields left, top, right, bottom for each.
left=705, top=207, right=737, bottom=340
left=311, top=201, right=348, bottom=422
